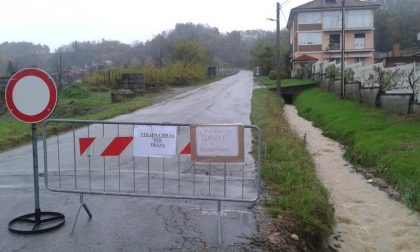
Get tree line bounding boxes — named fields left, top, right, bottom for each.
left=375, top=0, right=420, bottom=52
left=2, top=1, right=416, bottom=82
left=0, top=23, right=273, bottom=78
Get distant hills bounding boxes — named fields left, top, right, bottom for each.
left=0, top=23, right=271, bottom=76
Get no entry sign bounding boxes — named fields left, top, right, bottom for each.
left=5, top=68, right=57, bottom=123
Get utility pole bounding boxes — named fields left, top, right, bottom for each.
left=159, top=35, right=163, bottom=69
left=341, top=0, right=346, bottom=99
left=276, top=2, right=281, bottom=96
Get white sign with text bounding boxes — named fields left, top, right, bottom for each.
left=191, top=125, right=244, bottom=163
left=196, top=126, right=239, bottom=156
left=133, top=125, right=177, bottom=158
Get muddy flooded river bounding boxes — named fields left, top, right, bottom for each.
left=283, top=105, right=420, bottom=251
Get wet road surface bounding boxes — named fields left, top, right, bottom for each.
left=0, top=71, right=259, bottom=251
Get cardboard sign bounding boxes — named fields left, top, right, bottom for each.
left=191, top=125, right=244, bottom=163
left=133, top=125, right=177, bottom=158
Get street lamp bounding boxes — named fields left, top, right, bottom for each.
left=267, top=2, right=281, bottom=96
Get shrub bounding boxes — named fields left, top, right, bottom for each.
left=60, top=85, right=90, bottom=99
left=344, top=68, right=355, bottom=83
left=268, top=70, right=276, bottom=80
left=325, top=65, right=339, bottom=80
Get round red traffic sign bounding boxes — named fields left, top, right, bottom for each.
left=5, top=68, right=57, bottom=123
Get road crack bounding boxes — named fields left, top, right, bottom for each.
left=155, top=204, right=208, bottom=249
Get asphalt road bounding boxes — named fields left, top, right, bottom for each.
left=0, top=71, right=260, bottom=251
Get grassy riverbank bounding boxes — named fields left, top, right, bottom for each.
left=295, top=88, right=420, bottom=211
left=251, top=88, right=334, bottom=250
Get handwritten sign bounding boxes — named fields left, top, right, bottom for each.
left=191, top=125, right=244, bottom=163
left=133, top=125, right=177, bottom=158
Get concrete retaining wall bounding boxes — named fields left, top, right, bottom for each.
left=360, top=87, right=380, bottom=107
left=310, top=75, right=420, bottom=117
left=319, top=77, right=329, bottom=90
left=345, top=83, right=361, bottom=102
left=409, top=103, right=420, bottom=116
left=331, top=80, right=342, bottom=97
left=380, top=94, right=412, bottom=115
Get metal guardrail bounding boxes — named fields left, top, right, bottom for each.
left=42, top=119, right=262, bottom=243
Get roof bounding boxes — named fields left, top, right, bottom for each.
left=293, top=0, right=379, bottom=10
left=287, top=0, right=381, bottom=28
left=293, top=54, right=318, bottom=62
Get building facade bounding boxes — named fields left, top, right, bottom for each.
left=287, top=0, right=380, bottom=74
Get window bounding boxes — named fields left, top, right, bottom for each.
left=329, top=58, right=341, bottom=64
left=355, top=57, right=365, bottom=65
left=354, top=33, right=365, bottom=49
left=329, top=34, right=341, bottom=50
left=298, top=32, right=322, bottom=45
left=324, top=11, right=342, bottom=29
left=348, top=10, right=372, bottom=28
left=298, top=12, right=321, bottom=24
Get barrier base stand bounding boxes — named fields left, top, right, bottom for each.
left=8, top=209, right=65, bottom=234
left=71, top=194, right=92, bottom=234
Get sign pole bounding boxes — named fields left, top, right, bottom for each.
left=32, top=123, right=41, bottom=223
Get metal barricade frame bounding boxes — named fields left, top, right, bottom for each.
left=42, top=119, right=262, bottom=244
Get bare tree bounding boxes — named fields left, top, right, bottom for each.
left=367, top=65, right=405, bottom=106
left=408, top=68, right=420, bottom=102
left=54, top=49, right=70, bottom=92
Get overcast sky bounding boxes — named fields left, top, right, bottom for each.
left=0, top=0, right=309, bottom=51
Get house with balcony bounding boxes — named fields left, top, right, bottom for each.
left=287, top=0, right=380, bottom=76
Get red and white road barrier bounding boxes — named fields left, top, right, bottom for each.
left=79, top=138, right=192, bottom=157
left=78, top=137, right=133, bottom=157
left=179, top=142, right=191, bottom=155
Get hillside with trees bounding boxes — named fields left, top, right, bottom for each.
left=250, top=29, right=290, bottom=78
left=374, top=0, right=420, bottom=52
left=0, top=42, right=51, bottom=74
left=0, top=23, right=276, bottom=79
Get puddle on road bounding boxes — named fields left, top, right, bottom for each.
left=283, top=105, right=420, bottom=252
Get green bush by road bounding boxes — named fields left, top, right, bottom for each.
left=295, top=88, right=420, bottom=211
left=251, top=88, right=334, bottom=249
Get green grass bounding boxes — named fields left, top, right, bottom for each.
left=257, top=76, right=317, bottom=89
left=295, top=88, right=420, bottom=211
left=251, top=88, right=334, bottom=249
left=54, top=85, right=155, bottom=120
left=0, top=84, right=158, bottom=152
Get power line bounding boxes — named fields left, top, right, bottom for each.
left=281, top=0, right=292, bottom=8
left=280, top=8, right=287, bottom=23
left=279, top=0, right=291, bottom=24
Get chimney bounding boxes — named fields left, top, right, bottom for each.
left=392, top=42, right=400, bottom=57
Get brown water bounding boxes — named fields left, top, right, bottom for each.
left=283, top=105, right=420, bottom=252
